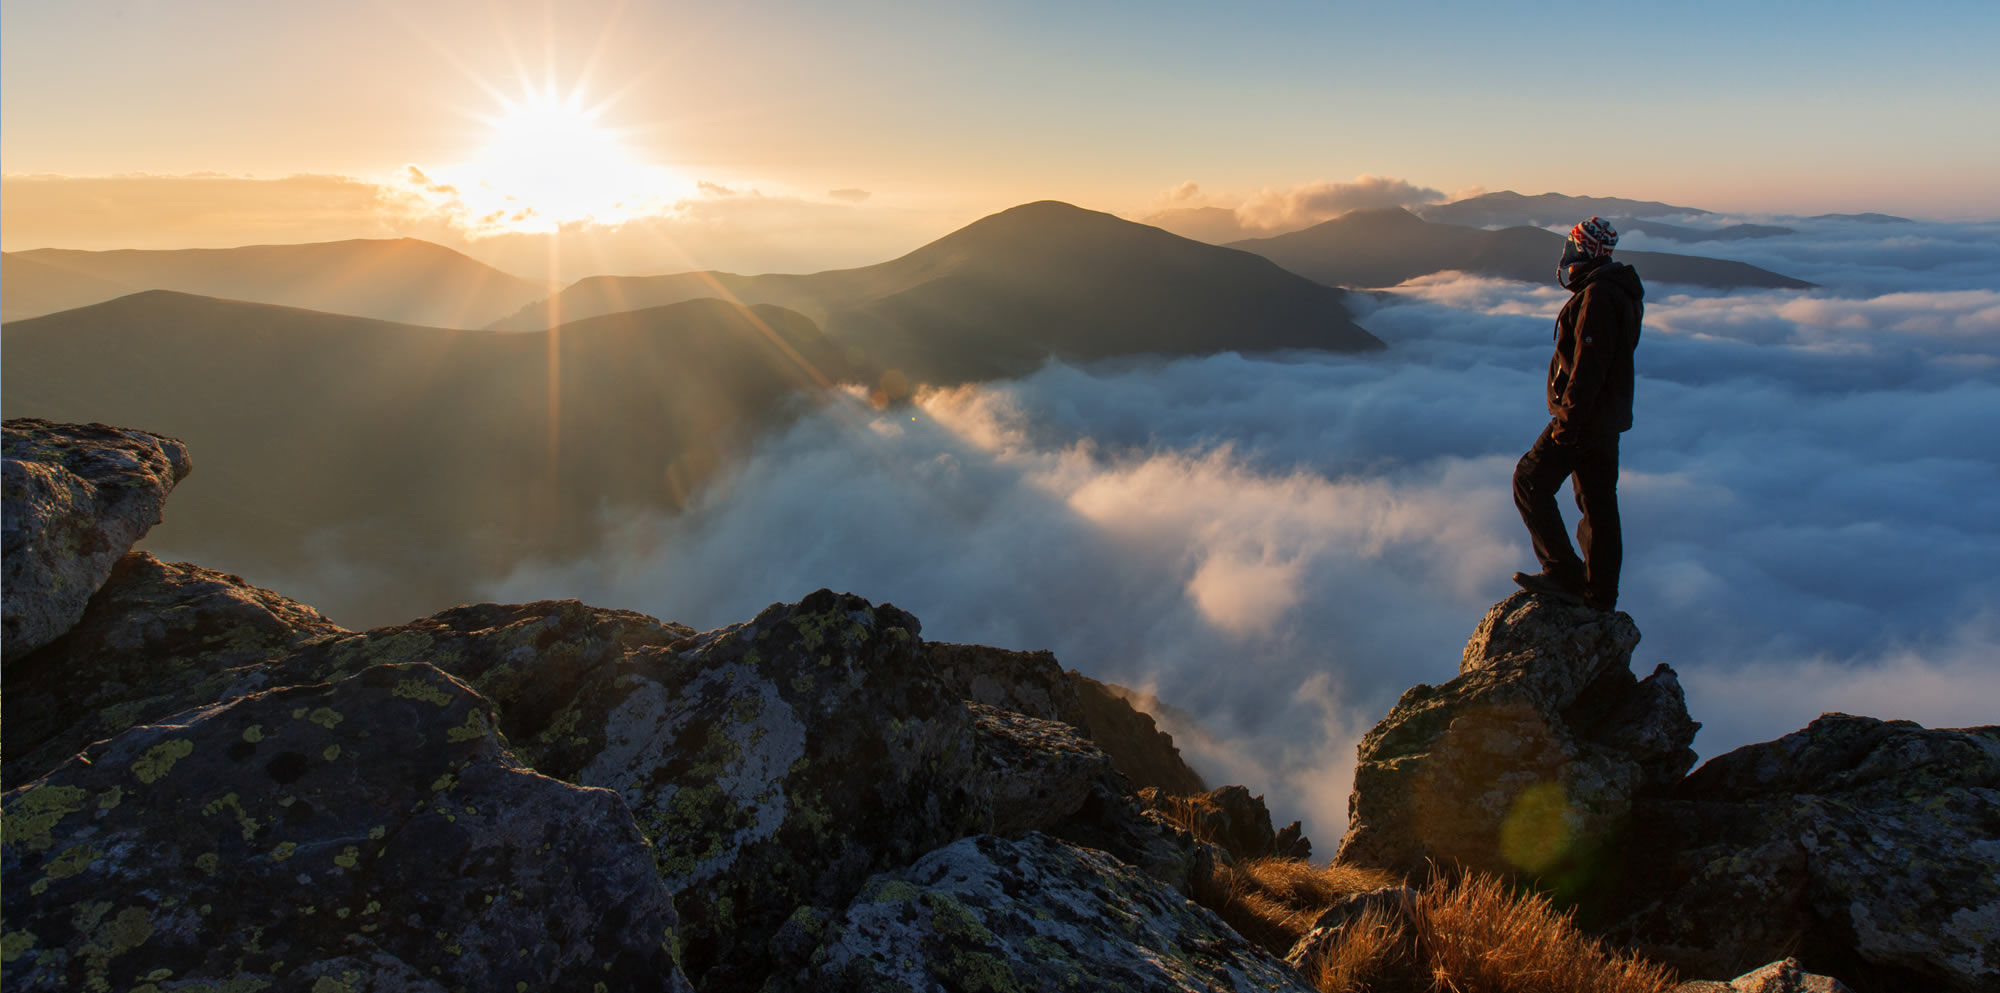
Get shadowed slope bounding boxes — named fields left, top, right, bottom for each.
left=490, top=200, right=1383, bottom=381
left=2, top=290, right=845, bottom=625
left=1230, top=209, right=1813, bottom=290
left=1418, top=190, right=1710, bottom=228
left=3, top=238, right=550, bottom=327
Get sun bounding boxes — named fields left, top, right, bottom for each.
left=452, top=87, right=682, bottom=233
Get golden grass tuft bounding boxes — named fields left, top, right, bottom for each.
left=1188, top=857, right=1676, bottom=993
left=1193, top=856, right=1400, bottom=960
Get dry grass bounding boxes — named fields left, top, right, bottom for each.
left=1399, top=872, right=1676, bottom=993
left=1188, top=856, right=1676, bottom=993
left=1193, top=856, right=1399, bottom=961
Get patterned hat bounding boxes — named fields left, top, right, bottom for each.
left=1569, top=216, right=1618, bottom=257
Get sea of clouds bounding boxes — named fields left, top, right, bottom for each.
left=487, top=217, right=2000, bottom=840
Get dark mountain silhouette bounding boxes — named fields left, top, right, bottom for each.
left=1138, top=205, right=1256, bottom=244
left=489, top=200, right=1383, bottom=382
left=2, top=238, right=550, bottom=327
left=1616, top=218, right=1795, bottom=243
left=1801, top=212, right=1913, bottom=224
left=1419, top=190, right=1709, bottom=228
left=1228, top=208, right=1813, bottom=291
left=2, top=290, right=845, bottom=625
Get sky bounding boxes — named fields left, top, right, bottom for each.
left=482, top=216, right=2000, bottom=840
left=5, top=0, right=1999, bottom=277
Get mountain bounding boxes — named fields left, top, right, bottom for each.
left=1615, top=218, right=1794, bottom=243
left=2, top=238, right=550, bottom=327
left=489, top=200, right=1384, bottom=382
left=2, top=290, right=845, bottom=625
left=1229, top=208, right=1814, bottom=290
left=1, top=254, right=138, bottom=322
left=1801, top=212, right=1913, bottom=224
left=1419, top=190, right=1710, bottom=228
left=1139, top=205, right=1257, bottom=244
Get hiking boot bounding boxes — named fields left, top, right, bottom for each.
left=1512, top=570, right=1585, bottom=606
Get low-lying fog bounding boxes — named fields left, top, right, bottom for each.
left=488, top=217, right=2000, bottom=838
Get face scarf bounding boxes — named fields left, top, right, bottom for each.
left=1556, top=238, right=1591, bottom=289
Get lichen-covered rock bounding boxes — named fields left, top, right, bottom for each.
left=930, top=642, right=1087, bottom=727
left=347, top=590, right=985, bottom=991
left=2, top=418, right=191, bottom=661
left=1137, top=784, right=1312, bottom=863
left=4, top=551, right=348, bottom=785
left=1674, top=957, right=1856, bottom=992
left=0, top=661, right=688, bottom=992
left=1608, top=714, right=2000, bottom=993
left=969, top=702, right=1116, bottom=836
left=1337, top=592, right=1698, bottom=888
left=802, top=832, right=1320, bottom=993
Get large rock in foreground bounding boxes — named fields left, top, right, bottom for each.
left=1337, top=592, right=1699, bottom=887
left=0, top=661, right=689, bottom=992
left=1609, top=714, right=2000, bottom=993
left=3, top=551, right=348, bottom=785
left=802, top=832, right=1320, bottom=993
left=2, top=418, right=191, bottom=661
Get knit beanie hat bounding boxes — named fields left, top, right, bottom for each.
left=1569, top=216, right=1618, bottom=257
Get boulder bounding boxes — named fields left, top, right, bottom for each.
left=2, top=418, right=191, bottom=661
left=0, top=661, right=689, bottom=992
left=1674, top=957, right=1855, bottom=992
left=1336, top=592, right=1698, bottom=889
left=3, top=551, right=347, bottom=785
left=968, top=701, right=1117, bottom=836
left=929, top=641, right=1087, bottom=727
left=1608, top=714, right=2000, bottom=993
left=801, top=832, right=1320, bottom=993
left=301, top=590, right=986, bottom=991
left=1137, top=784, right=1312, bottom=862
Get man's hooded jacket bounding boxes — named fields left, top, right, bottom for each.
left=1547, top=259, right=1645, bottom=435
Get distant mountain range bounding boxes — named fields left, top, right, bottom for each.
left=2, top=291, right=843, bottom=625
left=489, top=200, right=1384, bottom=382
left=1615, top=219, right=1795, bottom=243
left=1227, top=208, right=1813, bottom=290
left=1, top=238, right=549, bottom=326
left=1415, top=191, right=1710, bottom=228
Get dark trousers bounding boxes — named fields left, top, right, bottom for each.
left=1513, top=419, right=1621, bottom=605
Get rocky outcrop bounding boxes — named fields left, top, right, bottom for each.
left=1138, top=784, right=1313, bottom=862
left=930, top=642, right=1088, bottom=727
left=969, top=702, right=1117, bottom=836
left=1675, top=957, right=1855, bottom=993
left=1071, top=671, right=1210, bottom=795
left=2, top=418, right=191, bottom=661
left=801, top=832, right=1319, bottom=993
left=4, top=551, right=348, bottom=785
left=1337, top=591, right=1699, bottom=887
left=929, top=642, right=1208, bottom=797
left=1608, top=715, right=2000, bottom=993
left=1, top=662, right=690, bottom=991
left=289, top=591, right=988, bottom=991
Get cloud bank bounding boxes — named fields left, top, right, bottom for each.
left=487, top=219, right=2000, bottom=840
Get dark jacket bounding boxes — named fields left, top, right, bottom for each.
left=1547, top=259, right=1644, bottom=434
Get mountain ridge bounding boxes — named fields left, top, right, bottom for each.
left=3, top=237, right=550, bottom=327
left=488, top=200, right=1384, bottom=382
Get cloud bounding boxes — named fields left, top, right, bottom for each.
left=1162, top=181, right=1204, bottom=204
left=1234, top=174, right=1447, bottom=233
left=827, top=188, right=872, bottom=203
left=485, top=227, right=1999, bottom=841
left=698, top=180, right=740, bottom=197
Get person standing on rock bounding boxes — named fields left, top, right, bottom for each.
left=1512, top=217, right=1644, bottom=611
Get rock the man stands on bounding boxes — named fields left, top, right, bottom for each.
left=1512, top=216, right=1645, bottom=611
